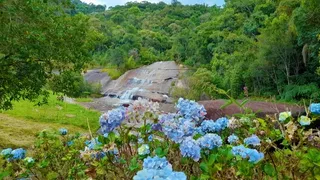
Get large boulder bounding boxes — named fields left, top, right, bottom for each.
left=199, top=100, right=305, bottom=120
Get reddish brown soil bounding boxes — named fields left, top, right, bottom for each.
left=199, top=100, right=305, bottom=120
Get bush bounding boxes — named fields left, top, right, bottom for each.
left=1, top=98, right=320, bottom=179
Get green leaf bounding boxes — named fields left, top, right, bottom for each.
left=129, top=157, right=139, bottom=171
left=200, top=162, right=209, bottom=173
left=155, top=147, right=163, bottom=157
left=264, top=163, right=276, bottom=177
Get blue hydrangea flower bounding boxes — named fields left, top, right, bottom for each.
left=310, top=103, right=320, bottom=115
left=151, top=123, right=162, bottom=131
left=246, top=149, right=264, bottom=163
left=143, top=156, right=171, bottom=170
left=232, top=145, right=248, bottom=158
left=161, top=115, right=196, bottom=143
left=138, top=144, right=150, bottom=155
left=99, top=107, right=126, bottom=134
left=197, top=133, right=222, bottom=150
left=244, top=134, right=261, bottom=146
left=138, top=138, right=144, bottom=144
left=200, top=118, right=228, bottom=133
left=176, top=98, right=206, bottom=121
left=148, top=135, right=153, bottom=141
left=134, top=156, right=186, bottom=180
left=227, top=134, right=239, bottom=144
left=67, top=141, right=74, bottom=146
left=179, top=137, right=201, bottom=161
left=103, top=133, right=109, bottom=138
left=59, top=128, right=68, bottom=136
left=86, top=138, right=102, bottom=150
left=232, top=145, right=264, bottom=163
left=299, top=116, right=311, bottom=126
left=11, top=148, right=26, bottom=160
left=1, top=148, right=12, bottom=157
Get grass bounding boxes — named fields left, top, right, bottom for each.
left=75, top=97, right=93, bottom=102
left=2, top=93, right=101, bottom=131
left=102, top=68, right=123, bottom=80
left=0, top=114, right=87, bottom=149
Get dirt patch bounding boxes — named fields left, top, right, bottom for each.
left=199, top=100, right=305, bottom=120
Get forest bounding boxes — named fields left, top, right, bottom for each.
left=1, top=0, right=320, bottom=179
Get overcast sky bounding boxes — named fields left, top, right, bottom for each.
left=81, top=0, right=225, bottom=7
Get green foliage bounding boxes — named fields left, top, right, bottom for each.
left=3, top=93, right=100, bottom=130
left=0, top=0, right=102, bottom=110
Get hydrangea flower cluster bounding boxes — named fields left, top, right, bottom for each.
left=232, top=145, right=264, bottom=163
left=126, top=98, right=160, bottom=123
left=279, top=111, right=291, bottom=122
left=134, top=156, right=186, bottom=180
left=160, top=114, right=196, bottom=143
left=99, top=107, right=126, bottom=134
left=179, top=137, right=201, bottom=161
left=200, top=117, right=229, bottom=133
left=1, top=148, right=27, bottom=160
left=138, top=144, right=150, bottom=155
left=176, top=98, right=206, bottom=121
left=197, top=133, right=222, bottom=150
left=228, top=134, right=239, bottom=144
left=59, top=128, right=68, bottom=136
left=310, top=103, right=320, bottom=115
left=244, top=134, right=261, bottom=146
left=24, top=157, right=35, bottom=165
left=299, top=116, right=311, bottom=126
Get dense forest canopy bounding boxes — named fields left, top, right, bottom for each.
left=86, top=0, right=320, bottom=101
left=0, top=0, right=320, bottom=109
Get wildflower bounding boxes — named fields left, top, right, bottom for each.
left=0, top=148, right=12, bottom=157
left=299, top=116, right=311, bottom=126
left=279, top=111, right=291, bottom=122
left=11, top=148, right=26, bottom=160
left=227, top=134, right=239, bottom=144
left=99, top=107, right=126, bottom=134
left=310, top=103, right=320, bottom=115
left=176, top=98, right=206, bottom=121
left=244, top=134, right=261, bottom=146
left=138, top=144, right=150, bottom=155
left=59, top=128, right=68, bottom=136
left=197, top=133, right=222, bottom=150
left=179, top=137, right=201, bottom=161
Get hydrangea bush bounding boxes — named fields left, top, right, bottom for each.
left=1, top=99, right=320, bottom=179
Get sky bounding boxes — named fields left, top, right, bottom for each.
left=81, top=0, right=225, bottom=8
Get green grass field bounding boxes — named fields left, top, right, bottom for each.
left=0, top=93, right=101, bottom=148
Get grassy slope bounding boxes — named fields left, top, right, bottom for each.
left=0, top=93, right=101, bottom=148
left=0, top=114, right=87, bottom=149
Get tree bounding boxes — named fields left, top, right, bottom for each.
left=0, top=0, right=100, bottom=109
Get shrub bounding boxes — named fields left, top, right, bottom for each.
left=1, top=98, right=320, bottom=179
